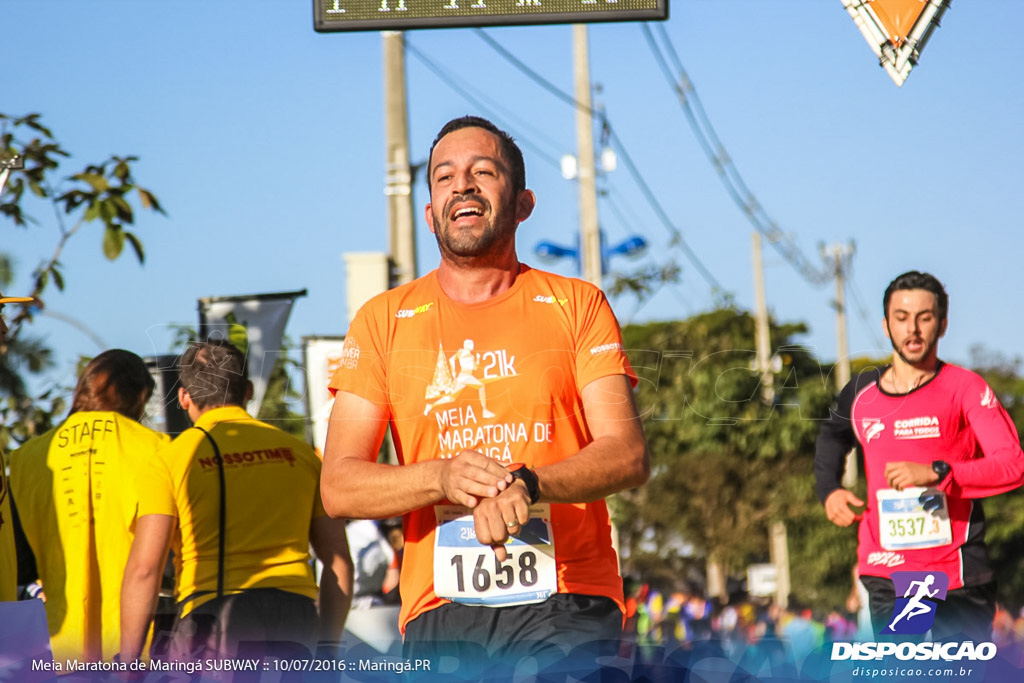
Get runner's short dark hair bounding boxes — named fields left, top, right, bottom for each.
left=883, top=271, right=948, bottom=321
left=178, top=339, right=248, bottom=410
left=427, top=115, right=526, bottom=196
left=70, top=349, right=155, bottom=420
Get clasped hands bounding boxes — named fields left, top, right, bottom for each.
left=440, top=450, right=531, bottom=562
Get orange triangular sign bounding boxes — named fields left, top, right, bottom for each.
left=841, top=0, right=953, bottom=86
left=871, top=0, right=928, bottom=46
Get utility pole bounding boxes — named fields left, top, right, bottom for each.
left=383, top=31, right=418, bottom=288
left=824, top=242, right=857, bottom=487
left=752, top=232, right=790, bottom=610
left=769, top=522, right=790, bottom=609
left=379, top=32, right=416, bottom=466
left=573, top=25, right=601, bottom=289
left=752, top=232, right=774, bottom=403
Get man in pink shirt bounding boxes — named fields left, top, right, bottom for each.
left=815, top=271, right=1024, bottom=642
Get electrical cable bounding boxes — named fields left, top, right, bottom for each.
left=473, top=28, right=725, bottom=296
left=405, top=39, right=565, bottom=171
left=846, top=264, right=887, bottom=350
left=643, top=23, right=833, bottom=287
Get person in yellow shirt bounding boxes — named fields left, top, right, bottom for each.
left=9, top=348, right=170, bottom=661
left=0, top=290, right=35, bottom=604
left=120, top=339, right=353, bottom=663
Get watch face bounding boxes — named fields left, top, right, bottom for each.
left=508, top=464, right=540, bottom=503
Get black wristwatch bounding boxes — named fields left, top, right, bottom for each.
left=507, top=463, right=541, bottom=504
left=932, top=460, right=952, bottom=485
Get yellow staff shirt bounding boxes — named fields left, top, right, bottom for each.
left=10, top=412, right=169, bottom=661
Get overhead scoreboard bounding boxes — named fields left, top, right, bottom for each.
left=313, top=0, right=667, bottom=32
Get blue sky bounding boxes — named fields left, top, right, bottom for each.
left=3, top=0, right=1022, bottom=395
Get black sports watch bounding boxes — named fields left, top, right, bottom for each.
left=507, top=463, right=541, bottom=504
left=932, top=460, right=952, bottom=484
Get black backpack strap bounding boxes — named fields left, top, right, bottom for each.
left=193, top=426, right=226, bottom=599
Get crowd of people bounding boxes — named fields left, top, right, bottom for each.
left=1, top=338, right=355, bottom=666
left=2, top=114, right=1023, bottom=682
left=0, top=116, right=650, bottom=679
left=621, top=579, right=1024, bottom=674
left=623, top=580, right=868, bottom=655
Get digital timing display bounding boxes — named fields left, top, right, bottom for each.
left=313, top=0, right=667, bottom=32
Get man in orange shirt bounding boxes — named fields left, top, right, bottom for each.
left=323, top=116, right=649, bottom=676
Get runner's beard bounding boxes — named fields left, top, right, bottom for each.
left=432, top=196, right=516, bottom=261
left=890, top=333, right=936, bottom=366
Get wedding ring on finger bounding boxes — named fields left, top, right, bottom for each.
left=506, top=520, right=518, bottom=528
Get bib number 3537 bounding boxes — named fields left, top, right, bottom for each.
left=433, top=504, right=556, bottom=607
left=876, top=487, right=952, bottom=551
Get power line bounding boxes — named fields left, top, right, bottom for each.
left=846, top=262, right=887, bottom=350
left=404, top=39, right=565, bottom=171
left=642, top=23, right=833, bottom=287
left=601, top=186, right=644, bottom=242
left=473, top=28, right=725, bottom=296
left=408, top=35, right=684, bottom=300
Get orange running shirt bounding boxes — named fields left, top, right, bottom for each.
left=329, top=265, right=636, bottom=632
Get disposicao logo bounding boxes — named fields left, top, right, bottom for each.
left=885, top=571, right=948, bottom=635
left=831, top=570, right=998, bottom=664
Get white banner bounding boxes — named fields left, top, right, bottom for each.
left=302, top=335, right=347, bottom=455
left=198, top=289, right=306, bottom=416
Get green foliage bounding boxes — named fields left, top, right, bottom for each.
left=607, top=262, right=681, bottom=301
left=980, top=492, right=1024, bottom=612
left=0, top=336, right=63, bottom=453
left=1, top=112, right=165, bottom=338
left=967, top=345, right=1024, bottom=611
left=165, top=325, right=307, bottom=440
left=0, top=250, right=62, bottom=451
left=1, top=112, right=163, bottom=449
left=616, top=325, right=1024, bottom=612
left=784, top=474, right=862, bottom=610
left=615, top=308, right=839, bottom=600
left=969, top=345, right=1024, bottom=428
left=256, top=344, right=307, bottom=441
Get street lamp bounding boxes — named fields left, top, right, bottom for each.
left=535, top=240, right=579, bottom=261
left=605, top=235, right=646, bottom=259
left=533, top=231, right=647, bottom=276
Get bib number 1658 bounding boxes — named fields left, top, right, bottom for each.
left=450, top=551, right=538, bottom=593
left=433, top=504, right=556, bottom=607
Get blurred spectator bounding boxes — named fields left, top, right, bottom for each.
left=825, top=609, right=857, bottom=642
left=379, top=517, right=403, bottom=605
left=347, top=519, right=397, bottom=609
left=780, top=602, right=824, bottom=665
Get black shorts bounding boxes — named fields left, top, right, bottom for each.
left=860, top=575, right=995, bottom=643
left=403, top=593, right=623, bottom=682
left=168, top=588, right=318, bottom=661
